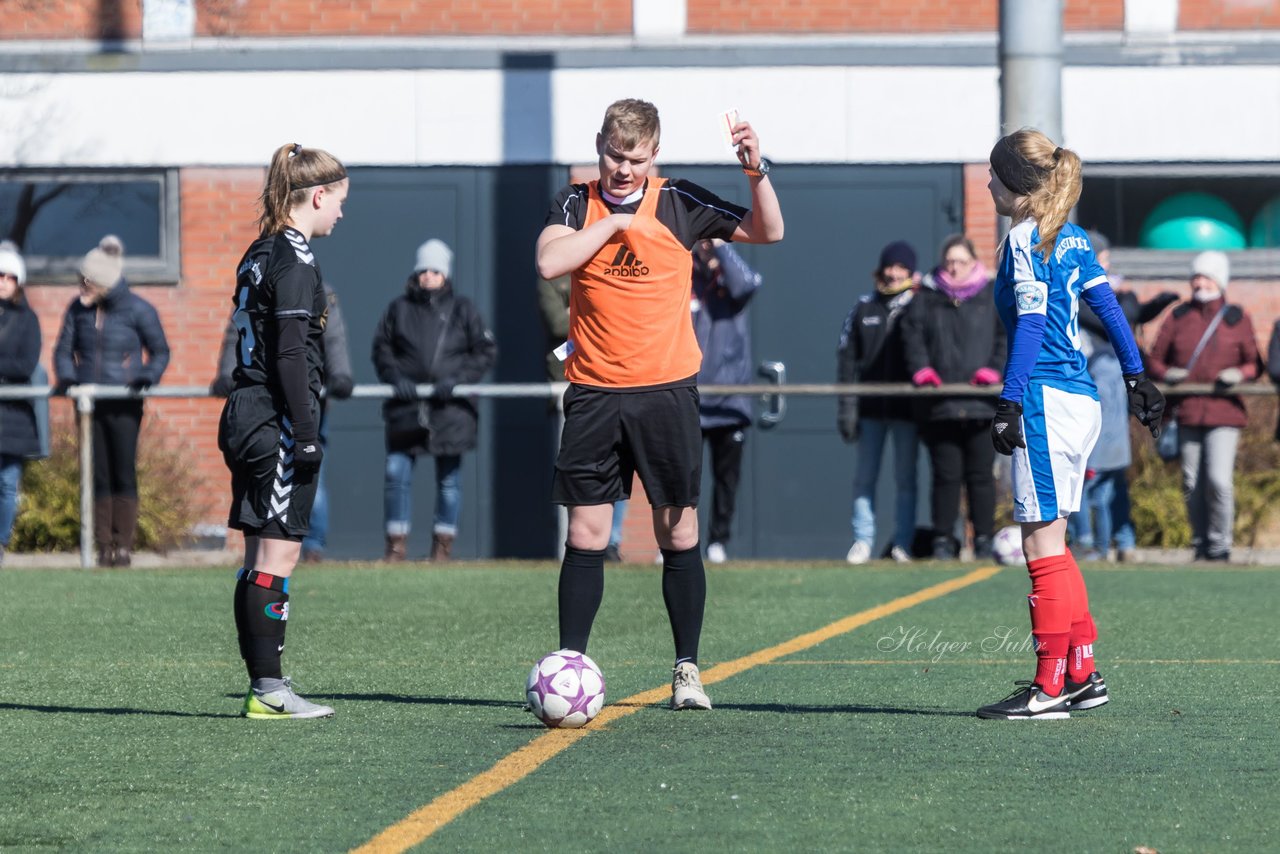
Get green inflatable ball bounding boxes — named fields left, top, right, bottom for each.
left=1139, top=192, right=1247, bottom=250
left=1249, top=195, right=1280, bottom=248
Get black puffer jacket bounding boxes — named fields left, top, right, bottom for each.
left=900, top=279, right=1006, bottom=422
left=372, top=281, right=497, bottom=456
left=53, top=282, right=170, bottom=387
left=0, top=297, right=41, bottom=459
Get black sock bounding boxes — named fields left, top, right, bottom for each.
left=661, top=545, right=706, bottom=665
left=558, top=545, right=606, bottom=653
left=233, top=569, right=289, bottom=681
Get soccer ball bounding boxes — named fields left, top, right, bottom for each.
left=992, top=525, right=1024, bottom=566
left=525, top=649, right=605, bottom=729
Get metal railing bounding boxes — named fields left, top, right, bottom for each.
left=0, top=378, right=1272, bottom=567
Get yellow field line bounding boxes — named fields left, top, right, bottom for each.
left=350, top=564, right=1001, bottom=854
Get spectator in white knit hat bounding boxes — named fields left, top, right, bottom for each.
left=1147, top=249, right=1259, bottom=562
left=0, top=241, right=41, bottom=565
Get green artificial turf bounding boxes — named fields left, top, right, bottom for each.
left=1, top=562, right=1275, bottom=852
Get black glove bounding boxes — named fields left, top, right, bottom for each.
left=327, top=374, right=354, bottom=400
left=431, top=378, right=456, bottom=401
left=53, top=379, right=73, bottom=396
left=392, top=377, right=418, bottom=400
left=838, top=416, right=859, bottom=444
left=294, top=437, right=323, bottom=472
left=991, top=399, right=1025, bottom=456
left=209, top=375, right=234, bottom=398
left=1124, top=372, right=1165, bottom=438
left=128, top=377, right=152, bottom=393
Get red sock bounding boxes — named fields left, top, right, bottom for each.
left=1026, top=553, right=1072, bottom=696
left=1063, top=549, right=1099, bottom=682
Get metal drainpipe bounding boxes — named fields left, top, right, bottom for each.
left=998, top=0, right=1064, bottom=239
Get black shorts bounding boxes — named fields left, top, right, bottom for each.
left=552, top=383, right=701, bottom=508
left=218, top=386, right=319, bottom=542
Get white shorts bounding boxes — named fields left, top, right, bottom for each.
left=1011, top=383, right=1102, bottom=523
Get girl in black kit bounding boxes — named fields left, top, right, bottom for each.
left=218, top=143, right=347, bottom=719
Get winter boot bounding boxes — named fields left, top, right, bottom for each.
left=112, top=496, right=139, bottom=568
left=94, top=497, right=115, bottom=567
left=384, top=534, right=408, bottom=562
left=430, top=532, right=454, bottom=562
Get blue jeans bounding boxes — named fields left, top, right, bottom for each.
left=609, top=499, right=628, bottom=548
left=0, top=455, right=22, bottom=548
left=385, top=452, right=462, bottom=537
left=851, top=418, right=918, bottom=552
left=1068, top=467, right=1135, bottom=552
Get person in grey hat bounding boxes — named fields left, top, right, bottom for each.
left=53, top=235, right=170, bottom=567
left=373, top=237, right=497, bottom=562
left=0, top=241, right=41, bottom=565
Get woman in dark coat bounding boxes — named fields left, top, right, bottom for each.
left=0, top=242, right=41, bottom=564
left=54, top=236, right=170, bottom=567
left=373, top=238, right=497, bottom=562
left=901, top=235, right=1007, bottom=559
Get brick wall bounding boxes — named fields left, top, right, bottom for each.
left=1180, top=0, right=1280, bottom=29
left=687, top=0, right=1124, bottom=33
left=1, top=0, right=141, bottom=40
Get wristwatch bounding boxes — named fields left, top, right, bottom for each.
left=743, top=157, right=771, bottom=178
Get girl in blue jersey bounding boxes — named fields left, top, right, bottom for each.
left=976, top=129, right=1165, bottom=720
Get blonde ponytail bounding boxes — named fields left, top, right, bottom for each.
left=257, top=143, right=347, bottom=236
left=995, top=129, right=1083, bottom=258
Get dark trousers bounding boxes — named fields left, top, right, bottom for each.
left=702, top=425, right=746, bottom=545
left=921, top=419, right=995, bottom=542
left=92, top=400, right=143, bottom=499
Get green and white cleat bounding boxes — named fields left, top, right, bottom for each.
left=242, top=678, right=334, bottom=720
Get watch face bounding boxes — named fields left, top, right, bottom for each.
left=758, top=158, right=771, bottom=174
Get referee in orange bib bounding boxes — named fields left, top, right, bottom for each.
left=535, top=98, right=784, bottom=710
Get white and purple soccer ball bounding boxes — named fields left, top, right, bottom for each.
left=992, top=525, right=1024, bottom=566
left=525, top=649, right=606, bottom=729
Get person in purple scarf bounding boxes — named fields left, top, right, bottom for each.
left=901, top=234, right=1006, bottom=559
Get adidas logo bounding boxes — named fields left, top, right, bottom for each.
left=605, top=246, right=649, bottom=277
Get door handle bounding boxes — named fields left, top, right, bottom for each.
left=757, top=360, right=786, bottom=429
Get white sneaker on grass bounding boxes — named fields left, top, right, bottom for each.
left=242, top=678, right=334, bottom=720
left=888, top=545, right=912, bottom=564
left=706, top=542, right=727, bottom=564
left=671, top=661, right=712, bottom=710
left=846, top=541, right=871, bottom=565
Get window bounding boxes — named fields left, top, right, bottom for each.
left=0, top=170, right=180, bottom=284
left=1077, top=164, right=1280, bottom=279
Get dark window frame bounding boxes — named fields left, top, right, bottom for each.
left=1080, top=163, right=1280, bottom=280
left=0, top=168, right=181, bottom=285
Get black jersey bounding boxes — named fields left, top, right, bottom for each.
left=544, top=178, right=746, bottom=249
left=229, top=227, right=327, bottom=404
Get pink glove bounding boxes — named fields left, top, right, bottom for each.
left=971, top=367, right=1001, bottom=386
left=912, top=366, right=943, bottom=387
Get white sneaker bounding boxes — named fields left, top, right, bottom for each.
left=706, top=542, right=727, bottom=564
left=888, top=545, right=912, bottom=564
left=671, top=661, right=712, bottom=710
left=846, top=541, right=871, bottom=565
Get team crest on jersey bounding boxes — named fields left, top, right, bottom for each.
left=1015, top=283, right=1046, bottom=312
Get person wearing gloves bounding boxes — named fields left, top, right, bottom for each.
left=1147, top=250, right=1259, bottom=562
left=54, top=236, right=170, bottom=567
left=0, top=242, right=41, bottom=565
left=836, top=239, right=919, bottom=564
left=213, top=281, right=353, bottom=562
left=1067, top=232, right=1179, bottom=561
left=373, top=238, right=497, bottom=562
left=901, top=234, right=1006, bottom=560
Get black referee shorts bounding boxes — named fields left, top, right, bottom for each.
left=552, top=383, right=701, bottom=508
left=218, top=386, right=319, bottom=542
